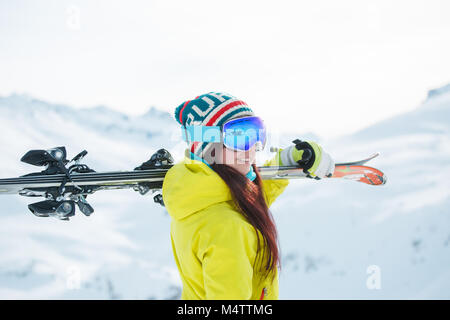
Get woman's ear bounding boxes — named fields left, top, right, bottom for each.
left=202, top=142, right=223, bottom=164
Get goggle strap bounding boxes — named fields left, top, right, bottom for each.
left=181, top=125, right=222, bottom=143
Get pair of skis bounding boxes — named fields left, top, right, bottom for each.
left=0, top=146, right=386, bottom=220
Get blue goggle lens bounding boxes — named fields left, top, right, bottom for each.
left=222, top=116, right=266, bottom=151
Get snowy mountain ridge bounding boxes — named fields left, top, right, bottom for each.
left=0, top=93, right=175, bottom=144
left=427, top=83, right=450, bottom=99
left=330, top=83, right=450, bottom=144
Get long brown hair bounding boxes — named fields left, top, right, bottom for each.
left=210, top=162, right=281, bottom=282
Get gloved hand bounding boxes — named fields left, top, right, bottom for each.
left=279, top=139, right=335, bottom=179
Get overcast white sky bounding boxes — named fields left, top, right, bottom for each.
left=1, top=0, right=449, bottom=139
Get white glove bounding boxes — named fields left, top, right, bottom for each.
left=279, top=139, right=335, bottom=179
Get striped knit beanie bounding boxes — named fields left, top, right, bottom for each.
left=175, top=92, right=254, bottom=163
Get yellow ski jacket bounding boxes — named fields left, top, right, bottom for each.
left=162, top=156, right=289, bottom=300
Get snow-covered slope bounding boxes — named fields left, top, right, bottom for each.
left=0, top=87, right=449, bottom=299
left=275, top=83, right=450, bottom=299
left=0, top=94, right=182, bottom=299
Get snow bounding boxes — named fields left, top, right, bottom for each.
left=427, top=83, right=450, bottom=99
left=0, top=85, right=449, bottom=299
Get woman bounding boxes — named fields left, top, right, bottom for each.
left=162, top=92, right=334, bottom=300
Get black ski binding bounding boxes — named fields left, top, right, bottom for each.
left=134, top=149, right=174, bottom=206
left=134, top=149, right=174, bottom=170
left=20, top=146, right=96, bottom=220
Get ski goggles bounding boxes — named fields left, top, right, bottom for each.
left=181, top=116, right=267, bottom=151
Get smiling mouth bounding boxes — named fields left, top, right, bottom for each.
left=237, top=158, right=251, bottom=164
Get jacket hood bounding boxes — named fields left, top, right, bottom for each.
left=162, top=157, right=232, bottom=221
